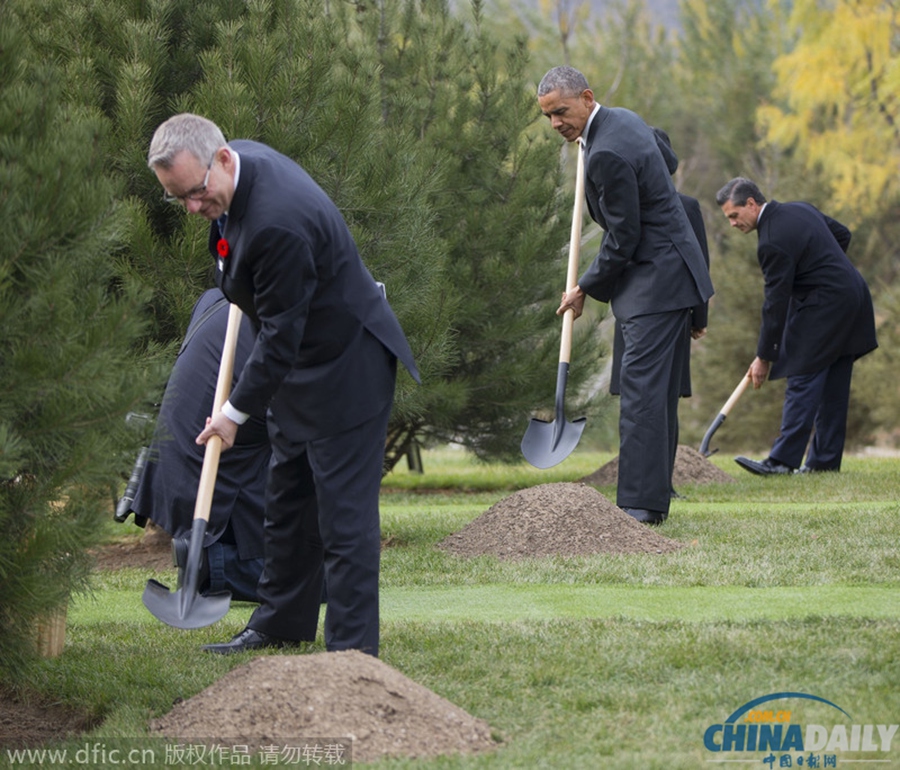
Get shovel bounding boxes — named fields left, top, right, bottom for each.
left=521, top=143, right=587, bottom=469
left=142, top=303, right=243, bottom=629
left=699, top=373, right=751, bottom=457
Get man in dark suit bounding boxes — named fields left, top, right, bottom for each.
left=716, top=177, right=877, bottom=474
left=147, top=113, right=419, bottom=656
left=538, top=66, right=714, bottom=525
left=125, top=288, right=269, bottom=603
left=609, top=127, right=711, bottom=497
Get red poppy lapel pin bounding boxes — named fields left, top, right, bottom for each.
left=217, top=238, right=229, bottom=258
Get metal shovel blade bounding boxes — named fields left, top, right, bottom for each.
left=699, top=413, right=726, bottom=457
left=142, top=518, right=231, bottom=629
left=521, top=362, right=587, bottom=469
left=698, top=374, right=751, bottom=457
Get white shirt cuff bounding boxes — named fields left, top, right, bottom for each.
left=221, top=400, right=250, bottom=425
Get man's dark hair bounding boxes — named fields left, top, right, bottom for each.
left=716, top=177, right=767, bottom=207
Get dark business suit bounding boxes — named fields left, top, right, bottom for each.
left=132, top=288, right=269, bottom=601
left=610, top=128, right=710, bottom=397
left=609, top=130, right=710, bottom=494
left=579, top=107, right=714, bottom=513
left=755, top=201, right=876, bottom=470
left=209, top=140, right=418, bottom=655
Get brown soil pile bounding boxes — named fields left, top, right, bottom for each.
left=8, top=469, right=689, bottom=755
left=438, top=482, right=684, bottom=559
left=580, top=444, right=736, bottom=487
left=149, top=651, right=497, bottom=764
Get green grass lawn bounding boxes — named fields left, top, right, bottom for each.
left=14, top=449, right=900, bottom=768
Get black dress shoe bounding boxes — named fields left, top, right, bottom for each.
left=734, top=456, right=794, bottom=476
left=201, top=627, right=292, bottom=655
left=622, top=507, right=668, bottom=526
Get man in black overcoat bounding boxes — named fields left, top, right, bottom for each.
left=148, top=114, right=419, bottom=656
left=128, top=288, right=269, bottom=602
left=538, top=66, right=714, bottom=525
left=716, top=177, right=877, bottom=474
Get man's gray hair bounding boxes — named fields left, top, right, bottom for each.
left=537, top=66, right=590, bottom=98
left=716, top=177, right=767, bottom=207
left=147, top=113, right=226, bottom=170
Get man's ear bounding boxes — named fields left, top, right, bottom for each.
left=216, top=146, right=233, bottom=170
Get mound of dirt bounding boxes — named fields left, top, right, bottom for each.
left=13, top=471, right=686, bottom=755
left=580, top=444, right=736, bottom=487
left=149, top=651, right=497, bottom=764
left=438, top=482, right=684, bottom=559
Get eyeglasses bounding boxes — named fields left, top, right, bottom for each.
left=163, top=156, right=215, bottom=204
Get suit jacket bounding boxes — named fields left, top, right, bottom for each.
left=208, top=140, right=419, bottom=440
left=609, top=191, right=709, bottom=397
left=653, top=129, right=709, bottom=330
left=755, top=201, right=877, bottom=379
left=578, top=107, right=714, bottom=321
left=133, top=289, right=270, bottom=558
left=679, top=195, right=709, bottom=330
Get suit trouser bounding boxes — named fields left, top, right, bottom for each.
left=611, top=319, right=692, bottom=493
left=617, top=308, right=690, bottom=514
left=247, top=399, right=392, bottom=656
left=769, top=355, right=854, bottom=471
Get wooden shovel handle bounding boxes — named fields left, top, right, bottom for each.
left=560, top=142, right=585, bottom=365
left=193, top=303, right=243, bottom=524
left=721, top=374, right=752, bottom=417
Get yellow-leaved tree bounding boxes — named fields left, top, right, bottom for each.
left=760, top=0, right=900, bottom=446
left=758, top=0, right=900, bottom=221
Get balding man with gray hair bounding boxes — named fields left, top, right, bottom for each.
left=147, top=113, right=419, bottom=656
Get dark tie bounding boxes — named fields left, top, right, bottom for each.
left=217, top=214, right=228, bottom=237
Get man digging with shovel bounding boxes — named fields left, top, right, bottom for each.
left=716, top=177, right=877, bottom=475
left=147, top=114, right=419, bottom=656
left=537, top=66, right=714, bottom=526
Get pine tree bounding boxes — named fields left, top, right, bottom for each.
left=0, top=13, right=156, bottom=676
left=175, top=0, right=456, bottom=466
left=14, top=0, right=612, bottom=467
left=367, top=0, right=607, bottom=460
left=212, top=0, right=605, bottom=463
